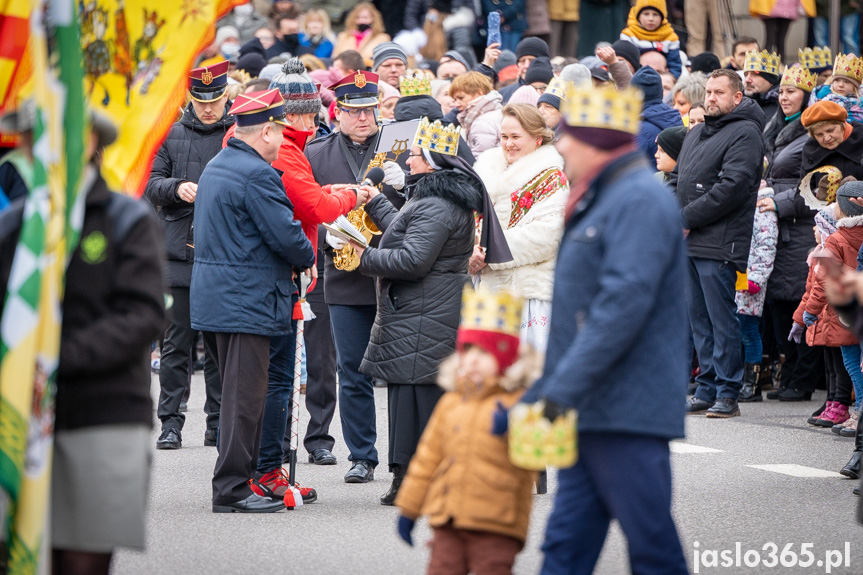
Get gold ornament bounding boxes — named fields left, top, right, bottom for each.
left=799, top=46, right=832, bottom=70
left=833, top=53, right=863, bottom=84
left=542, top=76, right=571, bottom=101
left=780, top=64, right=817, bottom=91
left=561, top=84, right=642, bottom=135
left=459, top=285, right=523, bottom=338
left=399, top=70, right=432, bottom=97
left=413, top=116, right=460, bottom=156
left=743, top=50, right=782, bottom=76
left=508, top=401, right=578, bottom=471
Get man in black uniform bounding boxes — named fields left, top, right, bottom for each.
left=305, top=71, right=404, bottom=483
left=144, top=60, right=233, bottom=450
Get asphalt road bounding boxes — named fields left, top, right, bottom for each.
left=113, top=374, right=862, bottom=575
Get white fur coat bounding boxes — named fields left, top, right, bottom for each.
left=474, top=145, right=569, bottom=302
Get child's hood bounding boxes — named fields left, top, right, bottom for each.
left=631, top=0, right=668, bottom=19
left=437, top=347, right=544, bottom=396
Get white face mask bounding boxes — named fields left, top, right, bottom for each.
left=221, top=42, right=240, bottom=58
left=234, top=3, right=253, bottom=15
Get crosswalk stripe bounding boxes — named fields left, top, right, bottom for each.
left=670, top=441, right=724, bottom=454
left=747, top=464, right=843, bottom=478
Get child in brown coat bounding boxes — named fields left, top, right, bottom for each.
left=394, top=288, right=540, bottom=575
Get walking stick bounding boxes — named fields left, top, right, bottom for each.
left=285, top=273, right=314, bottom=509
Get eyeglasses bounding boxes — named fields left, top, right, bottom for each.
left=408, top=153, right=423, bottom=158
left=339, top=107, right=376, bottom=118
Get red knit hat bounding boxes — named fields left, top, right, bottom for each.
left=455, top=286, right=523, bottom=374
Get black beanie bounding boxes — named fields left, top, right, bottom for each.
left=763, top=72, right=781, bottom=86
left=656, top=126, right=688, bottom=161
left=516, top=37, right=550, bottom=61
left=524, top=57, right=554, bottom=85
left=612, top=40, right=642, bottom=72
left=690, top=52, right=721, bottom=75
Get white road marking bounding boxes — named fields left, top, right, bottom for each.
left=670, top=441, right=724, bottom=454
left=747, top=464, right=843, bottom=478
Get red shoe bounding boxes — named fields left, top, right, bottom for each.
left=813, top=403, right=850, bottom=427
left=250, top=468, right=317, bottom=504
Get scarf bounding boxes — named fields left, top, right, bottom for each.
left=621, top=6, right=679, bottom=43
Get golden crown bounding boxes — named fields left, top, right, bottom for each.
left=833, top=53, right=863, bottom=83
left=743, top=50, right=781, bottom=76
left=781, top=64, right=817, bottom=91
left=459, top=285, right=522, bottom=338
left=413, top=116, right=461, bottom=156
left=562, top=84, right=641, bottom=135
left=799, top=46, right=832, bottom=70
left=399, top=71, right=432, bottom=97
left=509, top=401, right=578, bottom=470
left=543, top=76, right=571, bottom=100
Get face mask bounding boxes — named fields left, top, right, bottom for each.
left=282, top=33, right=299, bottom=45
left=234, top=3, right=253, bottom=15
left=357, top=23, right=371, bottom=32
left=221, top=42, right=239, bottom=58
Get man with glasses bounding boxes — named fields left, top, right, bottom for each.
left=306, top=71, right=405, bottom=485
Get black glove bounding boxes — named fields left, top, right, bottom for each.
left=542, top=399, right=567, bottom=422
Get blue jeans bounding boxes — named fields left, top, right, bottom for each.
left=738, top=313, right=762, bottom=365
left=686, top=258, right=744, bottom=401
left=329, top=304, right=379, bottom=465
left=256, top=308, right=298, bottom=475
left=841, top=344, right=863, bottom=410
left=540, top=433, right=688, bottom=575
left=814, top=15, right=861, bottom=56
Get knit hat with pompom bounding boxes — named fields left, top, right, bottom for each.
left=268, top=58, right=322, bottom=115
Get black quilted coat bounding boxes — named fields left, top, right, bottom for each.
left=358, top=170, right=482, bottom=385
left=143, top=103, right=233, bottom=287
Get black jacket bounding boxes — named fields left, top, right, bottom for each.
left=305, top=130, right=404, bottom=306
left=765, top=118, right=815, bottom=302
left=749, top=87, right=780, bottom=127
left=358, top=170, right=481, bottom=384
left=143, top=103, right=234, bottom=287
left=671, top=98, right=766, bottom=270
left=0, top=172, right=166, bottom=431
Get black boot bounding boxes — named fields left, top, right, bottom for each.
left=738, top=363, right=762, bottom=402
left=380, top=465, right=405, bottom=506
left=841, top=414, right=863, bottom=480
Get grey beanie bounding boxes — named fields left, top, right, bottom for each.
left=837, top=181, right=863, bottom=217
left=494, top=49, right=517, bottom=72
left=373, top=42, right=407, bottom=70
left=268, top=59, right=322, bottom=115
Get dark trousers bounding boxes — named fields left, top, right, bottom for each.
left=303, top=291, right=338, bottom=453
left=824, top=346, right=853, bottom=405
left=329, top=304, right=378, bottom=465
left=157, top=287, right=221, bottom=432
left=768, top=299, right=824, bottom=392
left=687, top=258, right=743, bottom=402
left=211, top=332, right=270, bottom=505
left=763, top=17, right=792, bottom=61
left=540, top=433, right=687, bottom=575
left=427, top=522, right=522, bottom=575
left=388, top=384, right=444, bottom=471
left=257, top=314, right=297, bottom=475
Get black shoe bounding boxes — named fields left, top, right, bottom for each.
left=686, top=396, right=714, bottom=415
left=204, top=428, right=217, bottom=447
left=344, top=460, right=375, bottom=483
left=777, top=388, right=813, bottom=402
left=380, top=466, right=405, bottom=506
left=766, top=388, right=786, bottom=400
left=156, top=428, right=181, bottom=450
left=706, top=398, right=741, bottom=418
left=738, top=363, right=762, bottom=403
left=854, top=484, right=860, bottom=495
left=193, top=358, right=205, bottom=372
left=179, top=401, right=188, bottom=413
left=212, top=493, right=285, bottom=513
left=807, top=401, right=827, bottom=425
left=308, top=448, right=337, bottom=465
left=840, top=452, right=861, bottom=480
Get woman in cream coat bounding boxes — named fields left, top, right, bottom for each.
left=472, top=103, right=569, bottom=352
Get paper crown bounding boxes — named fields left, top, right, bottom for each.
left=833, top=53, right=863, bottom=83
left=189, top=60, right=229, bottom=101
left=458, top=286, right=522, bottom=336
left=543, top=76, right=571, bottom=101
left=413, top=117, right=461, bottom=156
left=781, top=64, right=817, bottom=91
left=399, top=71, right=431, bottom=97
left=799, top=46, right=832, bottom=70
left=562, top=84, right=641, bottom=134
left=800, top=165, right=843, bottom=209
left=743, top=50, right=781, bottom=76
left=228, top=88, right=287, bottom=127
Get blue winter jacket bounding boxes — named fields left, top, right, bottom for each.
left=522, top=152, right=688, bottom=439
left=190, top=138, right=315, bottom=336
left=630, top=66, right=683, bottom=168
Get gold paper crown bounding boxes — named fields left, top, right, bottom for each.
left=399, top=71, right=432, bottom=97
left=781, top=64, right=817, bottom=91
left=833, top=53, right=863, bottom=83
left=543, top=76, right=571, bottom=101
left=413, top=116, right=461, bottom=156
left=562, top=85, right=641, bottom=134
left=743, top=50, right=781, bottom=76
left=799, top=46, right=832, bottom=70
left=459, top=286, right=522, bottom=338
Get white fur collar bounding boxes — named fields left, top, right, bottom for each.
left=836, top=214, right=863, bottom=228
left=473, top=145, right=565, bottom=201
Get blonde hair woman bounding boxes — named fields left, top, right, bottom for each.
left=472, top=103, right=570, bottom=352
left=299, top=9, right=336, bottom=58
left=332, top=3, right=390, bottom=62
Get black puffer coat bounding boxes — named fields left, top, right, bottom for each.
left=143, top=103, right=234, bottom=287
left=358, top=170, right=481, bottom=384
left=765, top=118, right=816, bottom=302
left=671, top=97, right=765, bottom=270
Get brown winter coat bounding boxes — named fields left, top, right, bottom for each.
left=395, top=350, right=541, bottom=544
left=332, top=31, right=391, bottom=61
left=794, top=216, right=863, bottom=347
left=549, top=0, right=580, bottom=21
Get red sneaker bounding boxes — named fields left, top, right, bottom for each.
left=250, top=468, right=317, bottom=504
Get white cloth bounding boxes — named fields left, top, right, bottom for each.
left=382, top=161, right=405, bottom=190
left=521, top=298, right=552, bottom=353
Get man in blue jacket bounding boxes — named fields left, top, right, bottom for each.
left=630, top=65, right=684, bottom=168
left=522, top=85, right=689, bottom=575
left=191, top=88, right=315, bottom=513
